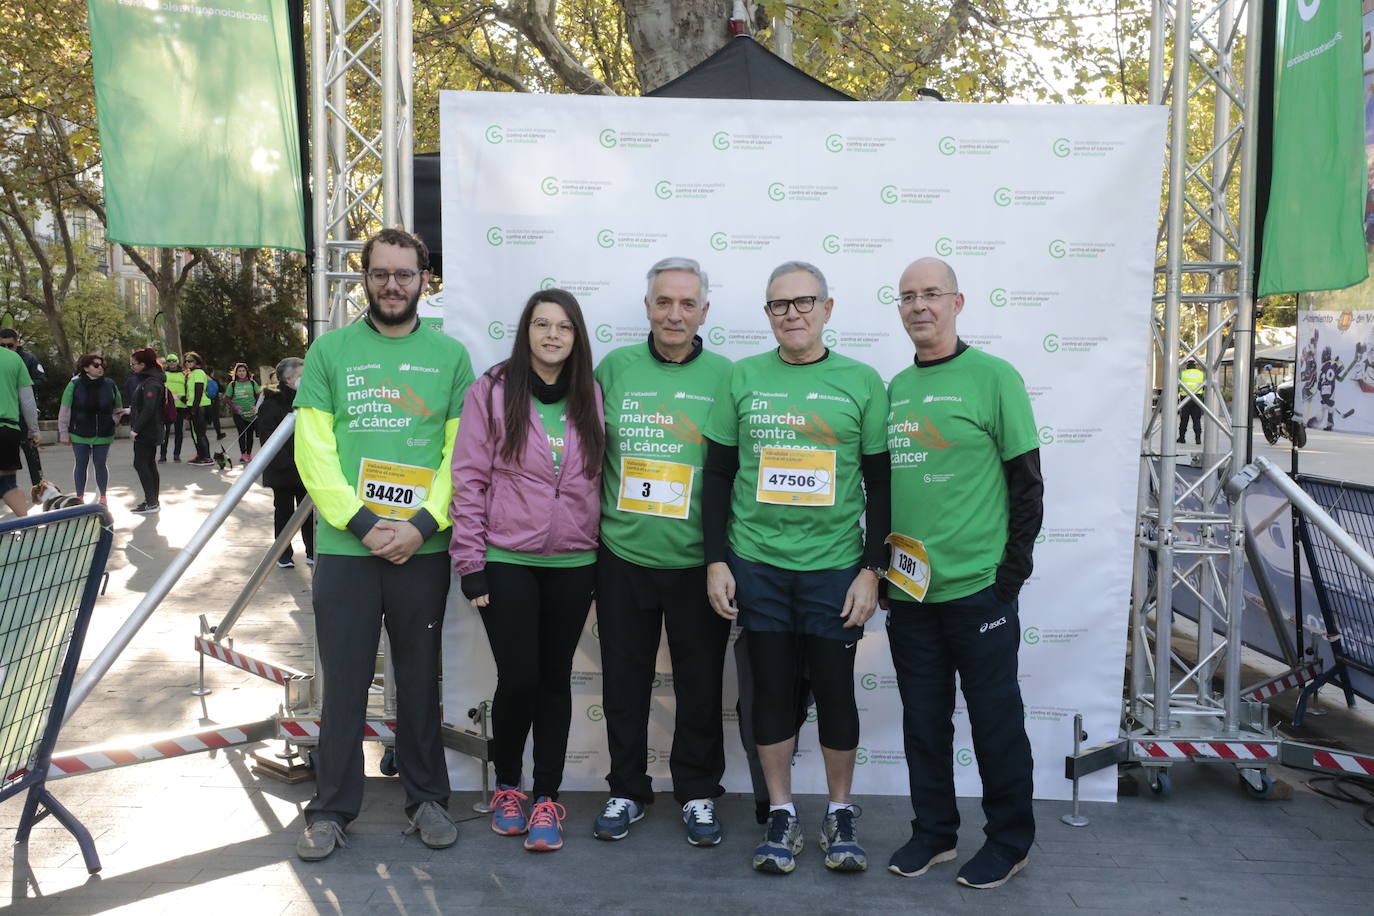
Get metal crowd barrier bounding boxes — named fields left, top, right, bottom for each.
left=1291, top=474, right=1374, bottom=726
left=0, top=505, right=114, bottom=873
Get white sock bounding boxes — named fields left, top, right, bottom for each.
left=769, top=802, right=797, bottom=816
left=827, top=801, right=855, bottom=814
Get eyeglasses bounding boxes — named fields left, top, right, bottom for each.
left=764, top=296, right=819, bottom=316
left=530, top=318, right=576, bottom=335
left=366, top=268, right=422, bottom=286
left=898, top=291, right=957, bottom=306
left=88, top=362, right=105, bottom=369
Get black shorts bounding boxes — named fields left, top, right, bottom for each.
left=727, top=548, right=862, bottom=642
left=0, top=423, right=20, bottom=473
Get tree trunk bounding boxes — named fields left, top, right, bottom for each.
left=621, top=0, right=733, bottom=93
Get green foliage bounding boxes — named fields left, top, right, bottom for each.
left=178, top=251, right=308, bottom=375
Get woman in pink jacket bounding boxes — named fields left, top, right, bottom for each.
left=450, top=288, right=604, bottom=853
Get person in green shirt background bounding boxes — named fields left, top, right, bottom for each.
left=703, top=260, right=890, bottom=876
left=58, top=353, right=125, bottom=504
left=881, top=257, right=1042, bottom=890
left=183, top=352, right=214, bottom=467
left=590, top=257, right=733, bottom=848
left=0, top=340, right=39, bottom=517
left=226, top=362, right=262, bottom=464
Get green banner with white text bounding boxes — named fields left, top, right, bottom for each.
left=1258, top=0, right=1367, bottom=297
left=87, top=0, right=304, bottom=250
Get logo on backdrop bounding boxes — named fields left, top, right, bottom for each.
left=1038, top=425, right=1055, bottom=444
left=586, top=704, right=604, bottom=721
left=600, top=128, right=618, bottom=148
left=598, top=128, right=666, bottom=150
left=485, top=125, right=503, bottom=144
left=937, top=135, right=1010, bottom=156
left=487, top=321, right=507, bottom=340
left=486, top=227, right=503, bottom=246
left=596, top=229, right=668, bottom=250
left=1049, top=238, right=1115, bottom=259
left=1053, top=137, right=1071, bottom=158
left=990, top=288, right=1058, bottom=308
left=880, top=184, right=952, bottom=206
left=825, top=132, right=894, bottom=154
left=932, top=237, right=1006, bottom=258
left=1296, top=0, right=1320, bottom=22
left=711, top=130, right=779, bottom=152
left=955, top=748, right=974, bottom=766
left=1052, top=136, right=1125, bottom=158
left=486, top=226, right=554, bottom=248
left=541, top=177, right=612, bottom=198
left=708, top=327, right=726, bottom=346
left=821, top=234, right=892, bottom=256
left=480, top=124, right=555, bottom=145
left=708, top=231, right=779, bottom=252
left=1042, top=334, right=1060, bottom=352
left=767, top=181, right=837, bottom=203
left=876, top=286, right=897, bottom=305
left=653, top=180, right=723, bottom=201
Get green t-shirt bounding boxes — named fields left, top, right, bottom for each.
left=186, top=368, right=211, bottom=407
left=0, top=347, right=30, bottom=429
left=886, top=347, right=1039, bottom=603
left=165, top=369, right=187, bottom=405
left=61, top=378, right=123, bottom=445
left=596, top=341, right=731, bottom=569
left=294, top=320, right=475, bottom=557
left=535, top=397, right=566, bottom=472
left=226, top=379, right=260, bottom=418
left=703, top=348, right=888, bottom=571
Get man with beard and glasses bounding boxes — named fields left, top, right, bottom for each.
left=292, top=228, right=475, bottom=861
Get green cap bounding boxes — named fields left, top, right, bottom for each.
left=165, top=353, right=179, bottom=362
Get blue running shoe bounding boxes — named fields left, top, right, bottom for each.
left=593, top=796, right=643, bottom=840
left=524, top=796, right=566, bottom=852
left=752, top=809, right=802, bottom=874
left=489, top=784, right=528, bottom=836
left=682, top=798, right=722, bottom=847
left=819, top=806, right=867, bottom=872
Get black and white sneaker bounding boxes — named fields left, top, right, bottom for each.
left=277, top=557, right=295, bottom=569
left=131, top=502, right=161, bottom=515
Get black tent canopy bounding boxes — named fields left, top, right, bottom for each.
left=413, top=36, right=852, bottom=276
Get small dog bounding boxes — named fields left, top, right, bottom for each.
left=31, top=480, right=63, bottom=507
left=42, top=493, right=85, bottom=512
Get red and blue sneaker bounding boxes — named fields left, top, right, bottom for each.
left=524, top=796, right=566, bottom=852
left=489, top=784, right=528, bottom=835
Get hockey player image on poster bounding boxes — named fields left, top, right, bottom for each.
left=1295, top=309, right=1374, bottom=436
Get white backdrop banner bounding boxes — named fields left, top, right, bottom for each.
left=437, top=91, right=1165, bottom=803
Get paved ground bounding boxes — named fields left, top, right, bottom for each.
left=1, top=433, right=1372, bottom=914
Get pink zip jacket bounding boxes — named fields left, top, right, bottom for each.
left=449, top=369, right=603, bottom=576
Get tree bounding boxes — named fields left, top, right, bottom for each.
left=178, top=249, right=308, bottom=374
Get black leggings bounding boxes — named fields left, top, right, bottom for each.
left=232, top=413, right=255, bottom=456
left=132, top=435, right=160, bottom=505
left=272, top=482, right=314, bottom=561
left=747, top=630, right=859, bottom=751
left=478, top=561, right=595, bottom=799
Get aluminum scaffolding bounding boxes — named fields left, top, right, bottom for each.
left=1124, top=0, right=1270, bottom=794
left=309, top=0, right=414, bottom=337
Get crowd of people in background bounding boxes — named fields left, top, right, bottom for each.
left=0, top=333, right=302, bottom=520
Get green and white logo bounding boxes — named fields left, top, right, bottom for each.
left=859, top=673, right=878, bottom=690
left=879, top=185, right=899, bottom=205
left=955, top=748, right=974, bottom=766
left=484, top=124, right=504, bottom=144
left=767, top=182, right=786, bottom=202
left=709, top=231, right=729, bottom=251
left=485, top=226, right=504, bottom=246
left=876, top=285, right=897, bottom=305
left=1048, top=239, right=1068, bottom=259
left=1041, top=334, right=1060, bottom=353
left=595, top=324, right=614, bottom=343
left=1038, top=424, right=1055, bottom=444
left=1035, top=527, right=1047, bottom=545
left=586, top=704, right=605, bottom=721
left=712, top=130, right=731, bottom=150
left=596, top=229, right=616, bottom=249
left=708, top=326, right=727, bottom=346
left=825, top=133, right=844, bottom=153
left=990, top=288, right=1009, bottom=307
left=654, top=180, right=673, bottom=200
left=934, top=237, right=954, bottom=256
left=993, top=186, right=1013, bottom=207
left=1023, top=626, right=1041, bottom=645
left=1052, top=137, right=1072, bottom=158
left=823, top=328, right=839, bottom=348
left=822, top=234, right=841, bottom=254
left=855, top=746, right=869, bottom=765
left=599, top=128, right=618, bottom=149
left=487, top=320, right=506, bottom=340
left=539, top=277, right=556, bottom=290
left=540, top=176, right=559, bottom=196
left=938, top=136, right=957, bottom=156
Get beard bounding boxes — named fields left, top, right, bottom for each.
left=367, top=282, right=421, bottom=328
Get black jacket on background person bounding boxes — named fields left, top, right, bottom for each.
left=255, top=386, right=301, bottom=490
left=129, top=367, right=167, bottom=439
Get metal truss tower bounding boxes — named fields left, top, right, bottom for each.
left=1127, top=0, right=1266, bottom=781
left=308, top=0, right=413, bottom=338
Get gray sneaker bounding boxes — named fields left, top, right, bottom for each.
left=752, top=809, right=803, bottom=874
left=296, top=820, right=348, bottom=861
left=405, top=800, right=458, bottom=849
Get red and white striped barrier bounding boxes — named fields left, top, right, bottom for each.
left=195, top=636, right=307, bottom=685
left=12, top=721, right=276, bottom=781
left=279, top=718, right=398, bottom=741
left=1133, top=740, right=1276, bottom=761
left=1310, top=750, right=1374, bottom=777
left=1246, top=662, right=1323, bottom=702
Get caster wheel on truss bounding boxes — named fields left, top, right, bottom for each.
left=1241, top=770, right=1274, bottom=799
left=379, top=746, right=398, bottom=776
left=1148, top=769, right=1171, bottom=796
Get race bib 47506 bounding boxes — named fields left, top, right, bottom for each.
left=755, top=447, right=836, bottom=506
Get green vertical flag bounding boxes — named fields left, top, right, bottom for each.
left=1257, top=0, right=1367, bottom=296
left=87, top=0, right=305, bottom=251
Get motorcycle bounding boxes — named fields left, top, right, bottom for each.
left=1253, top=363, right=1306, bottom=448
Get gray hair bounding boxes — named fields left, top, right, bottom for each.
left=645, top=257, right=709, bottom=302
left=767, top=260, right=828, bottom=300
left=275, top=356, right=304, bottom=388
